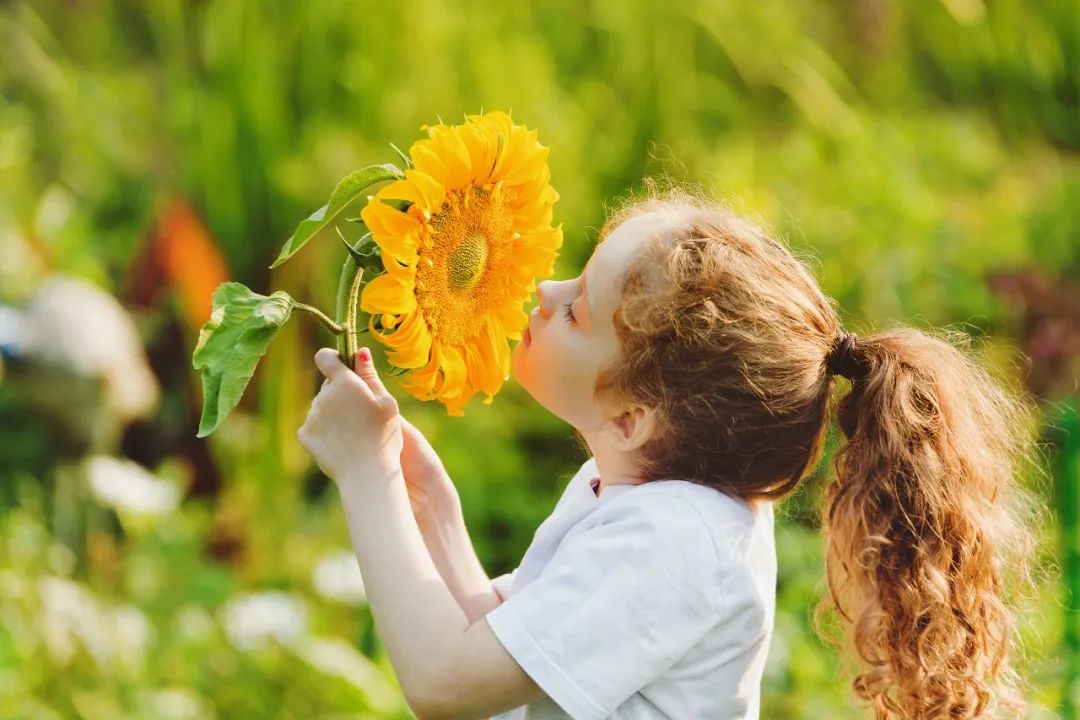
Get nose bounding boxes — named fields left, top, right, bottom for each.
left=534, top=279, right=566, bottom=319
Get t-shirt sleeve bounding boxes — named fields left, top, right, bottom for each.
left=491, top=568, right=518, bottom=602
left=483, top=494, right=722, bottom=720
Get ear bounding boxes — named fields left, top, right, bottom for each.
left=603, top=404, right=658, bottom=452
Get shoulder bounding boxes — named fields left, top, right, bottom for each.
left=605, top=481, right=771, bottom=560
left=580, top=490, right=723, bottom=572
left=611, top=484, right=776, bottom=625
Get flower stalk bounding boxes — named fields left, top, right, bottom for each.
left=293, top=303, right=343, bottom=335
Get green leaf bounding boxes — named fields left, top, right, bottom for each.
left=389, top=142, right=413, bottom=170
left=270, top=163, right=403, bottom=269
left=193, top=282, right=295, bottom=437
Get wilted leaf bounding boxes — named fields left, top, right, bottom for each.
left=193, top=282, right=295, bottom=437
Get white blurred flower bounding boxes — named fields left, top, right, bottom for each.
left=0, top=228, right=46, bottom=298
left=152, top=687, right=213, bottom=720
left=221, top=591, right=308, bottom=651
left=39, top=576, right=104, bottom=666
left=110, top=605, right=154, bottom=670
left=311, top=550, right=367, bottom=605
left=173, top=605, right=215, bottom=644
left=84, top=455, right=181, bottom=517
left=33, top=184, right=75, bottom=238
left=19, top=274, right=159, bottom=423
left=46, top=542, right=76, bottom=577
left=38, top=576, right=150, bottom=671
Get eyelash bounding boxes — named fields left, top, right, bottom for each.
left=561, top=300, right=576, bottom=322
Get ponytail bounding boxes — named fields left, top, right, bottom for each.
left=817, top=327, right=1039, bottom=719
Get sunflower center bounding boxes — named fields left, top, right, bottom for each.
left=448, top=231, right=489, bottom=291
left=418, top=183, right=514, bottom=345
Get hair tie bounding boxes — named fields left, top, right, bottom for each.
left=825, top=331, right=863, bottom=380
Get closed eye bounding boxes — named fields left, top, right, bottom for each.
left=561, top=300, right=575, bottom=322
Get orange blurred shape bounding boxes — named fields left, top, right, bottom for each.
left=154, top=200, right=230, bottom=333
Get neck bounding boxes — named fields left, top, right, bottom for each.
left=585, top=443, right=645, bottom=495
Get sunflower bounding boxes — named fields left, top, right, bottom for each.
left=358, top=111, right=562, bottom=416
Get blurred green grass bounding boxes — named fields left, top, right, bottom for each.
left=1, top=0, right=1078, bottom=717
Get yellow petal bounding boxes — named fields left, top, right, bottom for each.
left=493, top=301, right=529, bottom=342
left=438, top=342, right=467, bottom=400
left=462, top=121, right=498, bottom=186
left=465, top=320, right=505, bottom=398
left=410, top=140, right=449, bottom=183
left=431, top=131, right=472, bottom=189
left=512, top=201, right=554, bottom=233
left=359, top=271, right=417, bottom=315
left=517, top=225, right=563, bottom=253
left=442, top=387, right=472, bottom=417
left=361, top=202, right=420, bottom=262
left=489, top=318, right=511, bottom=382
left=362, top=196, right=420, bottom=235
left=471, top=111, right=514, bottom=163
left=382, top=309, right=432, bottom=369
left=504, top=133, right=549, bottom=187
left=375, top=178, right=427, bottom=208
left=398, top=346, right=440, bottom=399
left=404, top=168, right=446, bottom=213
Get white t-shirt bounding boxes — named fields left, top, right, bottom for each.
left=484, top=457, right=776, bottom=720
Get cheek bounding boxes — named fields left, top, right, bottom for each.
left=513, top=324, right=589, bottom=390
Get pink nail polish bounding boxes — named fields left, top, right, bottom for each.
left=359, top=348, right=371, bottom=362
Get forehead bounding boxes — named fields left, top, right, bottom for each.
left=591, top=211, right=664, bottom=277
left=587, top=211, right=665, bottom=313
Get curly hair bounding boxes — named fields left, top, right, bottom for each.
left=590, top=178, right=1042, bottom=719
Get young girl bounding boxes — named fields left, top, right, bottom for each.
left=298, top=184, right=1038, bottom=720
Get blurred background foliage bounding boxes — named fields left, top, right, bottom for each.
left=0, top=0, right=1078, bottom=717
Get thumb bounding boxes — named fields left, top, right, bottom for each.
left=354, top=346, right=391, bottom=398
left=314, top=347, right=350, bottom=382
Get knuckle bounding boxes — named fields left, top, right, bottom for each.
left=380, top=396, right=399, bottom=417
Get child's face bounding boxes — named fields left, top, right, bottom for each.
left=511, top=211, right=665, bottom=432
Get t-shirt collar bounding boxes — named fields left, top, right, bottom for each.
left=588, top=474, right=637, bottom=500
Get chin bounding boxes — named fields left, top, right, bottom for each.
left=510, top=339, right=527, bottom=384
left=510, top=341, right=546, bottom=405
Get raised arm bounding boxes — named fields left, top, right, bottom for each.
left=400, top=416, right=504, bottom=623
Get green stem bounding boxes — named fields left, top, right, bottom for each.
left=293, top=303, right=343, bottom=335
left=335, top=257, right=373, bottom=369
left=336, top=257, right=358, bottom=367
left=335, top=232, right=381, bottom=369
left=346, top=259, right=365, bottom=363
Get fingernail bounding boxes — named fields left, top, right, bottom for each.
left=359, top=348, right=371, bottom=362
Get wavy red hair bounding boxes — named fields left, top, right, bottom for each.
left=589, top=179, right=1043, bottom=719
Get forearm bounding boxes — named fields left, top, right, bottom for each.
left=419, top=501, right=503, bottom=623
left=337, top=466, right=471, bottom=711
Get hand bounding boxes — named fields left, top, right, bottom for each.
left=298, top=347, right=403, bottom=486
left=399, top=415, right=461, bottom=532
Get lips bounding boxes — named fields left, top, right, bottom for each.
left=523, top=309, right=537, bottom=347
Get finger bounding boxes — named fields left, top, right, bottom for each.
left=353, top=346, right=391, bottom=399
left=314, top=347, right=350, bottom=382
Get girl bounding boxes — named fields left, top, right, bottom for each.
left=298, top=184, right=1039, bottom=720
